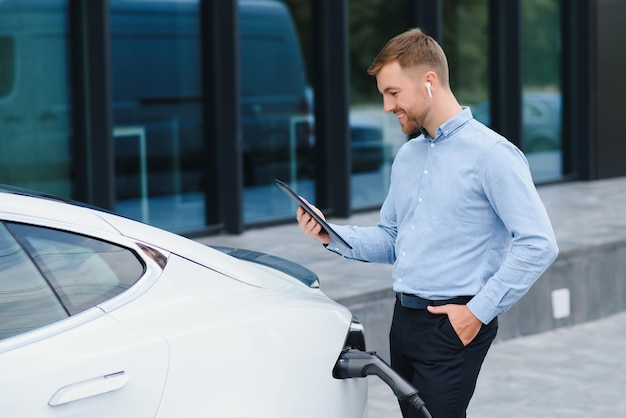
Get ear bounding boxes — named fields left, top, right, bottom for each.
left=423, top=71, right=438, bottom=90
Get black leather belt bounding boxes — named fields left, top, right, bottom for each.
left=396, top=292, right=473, bottom=309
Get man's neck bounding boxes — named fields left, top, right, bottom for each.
left=424, top=94, right=463, bottom=138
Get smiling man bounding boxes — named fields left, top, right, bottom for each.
left=296, top=28, right=558, bottom=417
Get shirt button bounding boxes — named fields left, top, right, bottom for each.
left=430, top=143, right=435, bottom=148
left=397, top=278, right=403, bottom=283
left=411, top=225, right=415, bottom=230
left=402, top=251, right=406, bottom=257
left=424, top=169, right=429, bottom=175
left=418, top=197, right=423, bottom=203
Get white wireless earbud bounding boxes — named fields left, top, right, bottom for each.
left=425, top=82, right=432, bottom=98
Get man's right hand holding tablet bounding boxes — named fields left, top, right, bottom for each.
left=295, top=197, right=331, bottom=245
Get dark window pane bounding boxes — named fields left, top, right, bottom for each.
left=0, top=36, right=15, bottom=98
left=348, top=0, right=407, bottom=209
left=240, top=0, right=313, bottom=222
left=443, top=0, right=490, bottom=106
left=110, top=0, right=206, bottom=232
left=0, top=2, right=72, bottom=197
left=522, top=0, right=563, bottom=182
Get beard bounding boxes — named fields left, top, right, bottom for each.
left=398, top=109, right=426, bottom=136
left=405, top=124, right=423, bottom=137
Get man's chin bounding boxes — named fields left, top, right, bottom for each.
left=401, top=125, right=423, bottom=137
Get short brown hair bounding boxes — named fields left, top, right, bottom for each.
left=367, top=28, right=449, bottom=86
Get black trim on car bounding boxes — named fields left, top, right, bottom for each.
left=209, top=246, right=320, bottom=288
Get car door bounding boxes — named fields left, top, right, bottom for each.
left=0, top=221, right=169, bottom=417
left=0, top=314, right=169, bottom=417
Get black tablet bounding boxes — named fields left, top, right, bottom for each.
left=275, top=179, right=353, bottom=249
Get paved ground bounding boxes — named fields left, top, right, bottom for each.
left=198, top=176, right=626, bottom=417
left=367, top=310, right=626, bottom=417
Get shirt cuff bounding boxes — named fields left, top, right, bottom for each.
left=466, top=292, right=500, bottom=324
left=325, top=236, right=349, bottom=255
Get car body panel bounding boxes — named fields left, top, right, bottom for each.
left=108, top=254, right=366, bottom=417
left=0, top=189, right=368, bottom=417
left=0, top=312, right=169, bottom=417
left=97, top=209, right=317, bottom=292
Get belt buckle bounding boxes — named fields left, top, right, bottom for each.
left=398, top=292, right=407, bottom=306
left=398, top=292, right=419, bottom=308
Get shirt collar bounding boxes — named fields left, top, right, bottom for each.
left=423, top=106, right=473, bottom=142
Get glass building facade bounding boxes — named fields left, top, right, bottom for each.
left=0, top=0, right=607, bottom=236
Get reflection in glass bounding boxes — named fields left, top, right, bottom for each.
left=110, top=0, right=206, bottom=232
left=241, top=0, right=314, bottom=223
left=348, top=0, right=408, bottom=209
left=0, top=1, right=72, bottom=197
left=443, top=0, right=490, bottom=107
left=108, top=0, right=314, bottom=227
left=522, top=0, right=563, bottom=182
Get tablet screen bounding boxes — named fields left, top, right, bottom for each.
left=275, top=179, right=353, bottom=249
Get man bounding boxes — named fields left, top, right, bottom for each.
left=296, top=28, right=558, bottom=417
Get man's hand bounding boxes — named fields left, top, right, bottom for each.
left=427, top=304, right=483, bottom=346
left=295, top=198, right=331, bottom=245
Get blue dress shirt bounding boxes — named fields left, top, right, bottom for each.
left=328, top=108, right=559, bottom=324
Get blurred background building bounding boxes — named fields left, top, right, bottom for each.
left=0, top=0, right=622, bottom=237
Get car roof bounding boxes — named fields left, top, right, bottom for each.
left=0, top=185, right=122, bottom=235
left=0, top=183, right=110, bottom=211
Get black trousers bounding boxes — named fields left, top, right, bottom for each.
left=389, top=300, right=498, bottom=418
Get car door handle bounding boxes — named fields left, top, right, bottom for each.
left=48, top=371, right=129, bottom=406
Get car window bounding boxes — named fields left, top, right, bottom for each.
left=4, top=222, right=145, bottom=319
left=0, top=224, right=68, bottom=340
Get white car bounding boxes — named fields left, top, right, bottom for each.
left=0, top=186, right=372, bottom=417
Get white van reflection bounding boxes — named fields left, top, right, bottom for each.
left=471, top=92, right=562, bottom=153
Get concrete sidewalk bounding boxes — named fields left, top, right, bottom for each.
left=367, top=310, right=626, bottom=417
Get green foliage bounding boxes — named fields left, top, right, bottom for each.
left=522, top=0, right=561, bottom=90
left=348, top=0, right=408, bottom=104
left=282, top=0, right=562, bottom=104
left=443, top=0, right=490, bottom=105
left=283, top=0, right=408, bottom=105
